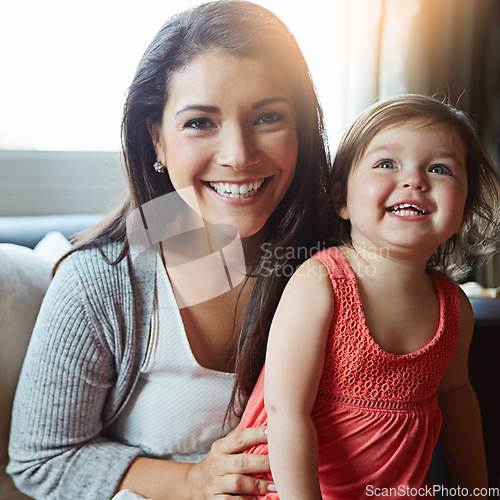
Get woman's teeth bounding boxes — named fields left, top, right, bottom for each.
left=209, top=179, right=265, bottom=198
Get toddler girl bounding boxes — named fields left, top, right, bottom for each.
left=238, top=94, right=500, bottom=498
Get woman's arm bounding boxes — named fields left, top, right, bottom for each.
left=264, top=258, right=334, bottom=499
left=437, top=287, right=488, bottom=492
left=7, top=258, right=143, bottom=500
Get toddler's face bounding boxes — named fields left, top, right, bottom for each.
left=338, top=121, right=468, bottom=261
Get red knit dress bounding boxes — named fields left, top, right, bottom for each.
left=238, top=247, right=459, bottom=499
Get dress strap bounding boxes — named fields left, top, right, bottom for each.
left=312, top=247, right=353, bottom=280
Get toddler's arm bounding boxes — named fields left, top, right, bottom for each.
left=264, top=257, right=334, bottom=499
left=437, top=287, right=488, bottom=492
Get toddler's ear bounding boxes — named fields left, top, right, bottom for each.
left=332, top=182, right=349, bottom=220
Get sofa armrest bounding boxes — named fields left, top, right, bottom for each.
left=0, top=214, right=103, bottom=249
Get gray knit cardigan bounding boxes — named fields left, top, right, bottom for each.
left=8, top=241, right=157, bottom=499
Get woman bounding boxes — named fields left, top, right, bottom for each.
left=8, top=1, right=330, bottom=499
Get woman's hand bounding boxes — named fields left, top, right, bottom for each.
left=186, top=426, right=273, bottom=499
left=115, top=427, right=272, bottom=500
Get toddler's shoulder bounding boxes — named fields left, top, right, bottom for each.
left=283, top=255, right=335, bottom=307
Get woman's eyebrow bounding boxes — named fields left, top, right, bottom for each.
left=176, top=104, right=219, bottom=116
left=252, top=97, right=290, bottom=109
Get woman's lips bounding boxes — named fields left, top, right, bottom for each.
left=207, top=178, right=267, bottom=199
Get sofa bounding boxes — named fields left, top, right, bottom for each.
left=0, top=214, right=499, bottom=497
left=0, top=214, right=102, bottom=499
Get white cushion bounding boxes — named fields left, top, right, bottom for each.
left=33, top=230, right=72, bottom=267
left=0, top=237, right=69, bottom=499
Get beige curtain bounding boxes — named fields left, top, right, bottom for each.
left=342, top=0, right=500, bottom=286
left=342, top=0, right=421, bottom=123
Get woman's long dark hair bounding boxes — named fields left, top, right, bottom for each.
left=55, top=1, right=331, bottom=414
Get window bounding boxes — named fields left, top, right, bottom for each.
left=0, top=0, right=344, bottom=151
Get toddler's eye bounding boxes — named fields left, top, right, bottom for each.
left=184, top=118, right=215, bottom=130
left=429, top=164, right=452, bottom=175
left=376, top=160, right=397, bottom=169
left=255, top=112, right=285, bottom=125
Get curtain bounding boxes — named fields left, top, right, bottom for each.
left=342, top=0, right=421, bottom=123
left=342, top=0, right=500, bottom=286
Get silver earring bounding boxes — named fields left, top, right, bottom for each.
left=153, top=160, right=166, bottom=173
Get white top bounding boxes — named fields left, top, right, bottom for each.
left=111, top=256, right=237, bottom=463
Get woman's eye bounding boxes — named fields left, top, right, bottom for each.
left=184, top=118, right=215, bottom=130
left=376, top=160, right=397, bottom=169
left=429, top=164, right=452, bottom=175
left=255, top=111, right=285, bottom=125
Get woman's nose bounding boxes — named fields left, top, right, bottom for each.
left=216, top=126, right=260, bottom=170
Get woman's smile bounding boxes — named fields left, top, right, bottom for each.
left=207, top=177, right=267, bottom=199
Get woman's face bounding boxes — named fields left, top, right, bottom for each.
left=150, top=52, right=298, bottom=240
